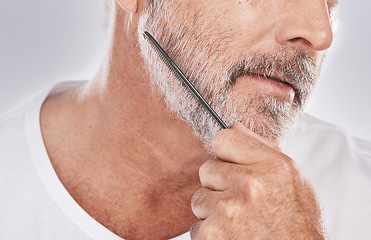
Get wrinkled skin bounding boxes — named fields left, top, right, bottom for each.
left=137, top=0, right=337, bottom=238
left=191, top=123, right=324, bottom=239
left=39, top=0, right=339, bottom=238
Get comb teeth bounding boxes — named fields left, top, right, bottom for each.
left=143, top=31, right=228, bottom=129
left=143, top=33, right=186, bottom=88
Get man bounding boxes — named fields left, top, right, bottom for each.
left=1, top=0, right=370, bottom=239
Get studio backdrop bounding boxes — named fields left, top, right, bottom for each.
left=0, top=0, right=370, bottom=141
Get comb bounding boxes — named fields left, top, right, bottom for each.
left=143, top=31, right=228, bottom=129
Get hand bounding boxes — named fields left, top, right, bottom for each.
left=190, top=122, right=324, bottom=240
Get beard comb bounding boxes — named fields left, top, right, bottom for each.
left=143, top=31, right=228, bottom=129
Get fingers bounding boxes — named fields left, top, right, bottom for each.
left=192, top=187, right=246, bottom=222
left=190, top=220, right=204, bottom=240
left=230, top=122, right=279, bottom=149
left=199, top=159, right=249, bottom=191
left=191, top=187, right=222, bottom=220
left=190, top=188, right=223, bottom=239
left=212, top=123, right=281, bottom=165
left=190, top=219, right=218, bottom=240
left=190, top=122, right=311, bottom=240
left=191, top=214, right=233, bottom=240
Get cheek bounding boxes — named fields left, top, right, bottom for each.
left=181, top=0, right=265, bottom=43
left=195, top=1, right=276, bottom=54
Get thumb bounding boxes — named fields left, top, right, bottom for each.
left=229, top=122, right=281, bottom=151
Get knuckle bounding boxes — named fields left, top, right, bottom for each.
left=238, top=174, right=250, bottom=188
left=227, top=170, right=257, bottom=197
left=246, top=178, right=264, bottom=199
left=217, top=198, right=238, bottom=219
left=235, top=175, right=263, bottom=200
left=272, top=154, right=299, bottom=178
left=235, top=174, right=251, bottom=193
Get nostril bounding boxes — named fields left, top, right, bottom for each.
left=288, top=37, right=311, bottom=46
left=289, top=37, right=300, bottom=42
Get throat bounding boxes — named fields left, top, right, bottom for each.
left=39, top=83, right=210, bottom=239
left=72, top=168, right=201, bottom=240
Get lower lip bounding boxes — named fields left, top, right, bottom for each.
left=237, top=74, right=295, bottom=101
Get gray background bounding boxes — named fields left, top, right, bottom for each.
left=0, top=0, right=370, bottom=141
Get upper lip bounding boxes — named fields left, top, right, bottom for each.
left=249, top=72, right=298, bottom=91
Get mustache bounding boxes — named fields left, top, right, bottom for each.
left=227, top=51, right=318, bottom=106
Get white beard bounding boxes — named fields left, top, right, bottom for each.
left=136, top=0, right=319, bottom=150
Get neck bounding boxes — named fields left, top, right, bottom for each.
left=40, top=5, right=211, bottom=239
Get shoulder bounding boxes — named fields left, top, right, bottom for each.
left=288, top=113, right=371, bottom=154
left=285, top=113, right=371, bottom=178
left=286, top=116, right=371, bottom=240
left=0, top=104, right=27, bottom=128
left=0, top=105, right=28, bottom=152
left=0, top=104, right=33, bottom=181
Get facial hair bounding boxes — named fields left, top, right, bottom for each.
left=137, top=0, right=321, bottom=150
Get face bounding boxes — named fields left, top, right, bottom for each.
left=137, top=0, right=339, bottom=149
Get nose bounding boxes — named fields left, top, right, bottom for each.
left=274, top=0, right=334, bottom=52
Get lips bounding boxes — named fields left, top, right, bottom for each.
left=249, top=72, right=298, bottom=92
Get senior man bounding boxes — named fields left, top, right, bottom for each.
left=1, top=0, right=371, bottom=239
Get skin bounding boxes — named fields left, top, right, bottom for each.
left=40, top=0, right=337, bottom=239
left=191, top=123, right=324, bottom=239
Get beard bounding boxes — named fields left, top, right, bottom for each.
left=137, top=0, right=321, bottom=150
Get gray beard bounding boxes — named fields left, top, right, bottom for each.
left=137, top=0, right=319, bottom=150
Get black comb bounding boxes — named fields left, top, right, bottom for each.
left=143, top=31, right=228, bottom=129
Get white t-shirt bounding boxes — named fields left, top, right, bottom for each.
left=0, top=81, right=370, bottom=239
left=283, top=115, right=371, bottom=239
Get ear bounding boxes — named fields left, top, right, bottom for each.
left=115, top=0, right=138, bottom=14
